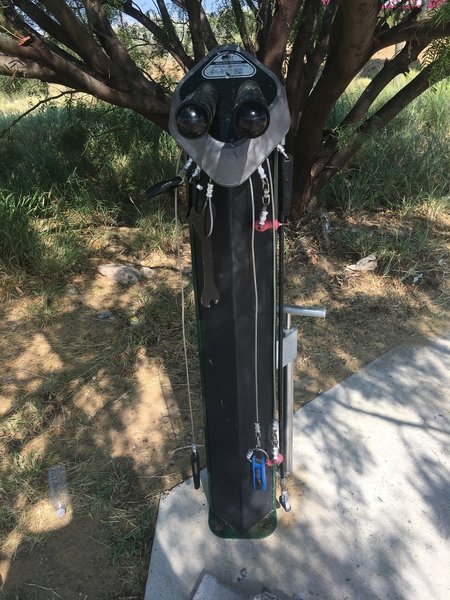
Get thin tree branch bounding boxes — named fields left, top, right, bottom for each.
left=0, top=90, right=76, bottom=139
left=230, top=0, right=256, bottom=54
left=316, top=0, right=340, bottom=43
left=184, top=0, right=205, bottom=61
left=286, top=0, right=322, bottom=130
left=376, top=15, right=450, bottom=50
left=41, top=0, right=114, bottom=77
left=256, top=0, right=273, bottom=60
left=375, top=0, right=416, bottom=35
left=13, top=0, right=74, bottom=49
left=292, top=0, right=379, bottom=206
left=340, top=39, right=426, bottom=128
left=3, top=2, right=81, bottom=70
left=350, top=64, right=442, bottom=148
left=264, top=0, right=302, bottom=76
left=83, top=0, right=148, bottom=85
left=243, top=0, right=257, bottom=16
left=0, top=34, right=170, bottom=128
left=154, top=0, right=193, bottom=65
left=311, top=63, right=447, bottom=196
left=172, top=0, right=217, bottom=50
left=198, top=9, right=217, bottom=51
left=122, top=1, right=193, bottom=70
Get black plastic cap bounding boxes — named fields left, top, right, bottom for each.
left=234, top=102, right=269, bottom=138
left=176, top=104, right=210, bottom=139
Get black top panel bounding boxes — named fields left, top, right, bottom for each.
left=179, top=50, right=277, bottom=144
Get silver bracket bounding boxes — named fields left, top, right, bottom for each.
left=278, top=305, right=326, bottom=476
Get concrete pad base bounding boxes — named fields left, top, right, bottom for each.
left=145, top=333, right=450, bottom=600
left=192, top=573, right=246, bottom=600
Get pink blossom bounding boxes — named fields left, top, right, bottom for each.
left=320, top=0, right=445, bottom=8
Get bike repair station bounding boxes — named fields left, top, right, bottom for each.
left=147, top=44, right=325, bottom=539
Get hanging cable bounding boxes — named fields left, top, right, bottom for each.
left=266, top=158, right=277, bottom=421
left=206, top=182, right=214, bottom=238
left=266, top=157, right=282, bottom=466
left=174, top=152, right=201, bottom=489
left=248, top=176, right=260, bottom=432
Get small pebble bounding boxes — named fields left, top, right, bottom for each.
left=140, top=267, right=155, bottom=280
left=96, top=310, right=114, bottom=320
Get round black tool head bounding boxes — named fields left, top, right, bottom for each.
left=176, top=104, right=210, bottom=138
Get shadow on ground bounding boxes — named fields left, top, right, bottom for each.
left=0, top=251, right=200, bottom=599
left=147, top=334, right=450, bottom=600
left=0, top=213, right=448, bottom=599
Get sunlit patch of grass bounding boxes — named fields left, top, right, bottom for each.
left=322, top=80, right=450, bottom=214
left=133, top=200, right=178, bottom=256
left=128, top=279, right=199, bottom=378
left=38, top=228, right=89, bottom=276
left=0, top=93, right=178, bottom=220
left=0, top=446, right=60, bottom=551
left=24, top=295, right=62, bottom=328
left=1, top=399, right=47, bottom=442
left=331, top=209, right=449, bottom=290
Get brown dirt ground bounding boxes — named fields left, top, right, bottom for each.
left=0, top=215, right=448, bottom=599
left=0, top=44, right=448, bottom=600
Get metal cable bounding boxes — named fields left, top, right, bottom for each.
left=266, top=158, right=278, bottom=422
left=249, top=176, right=260, bottom=426
left=174, top=154, right=196, bottom=445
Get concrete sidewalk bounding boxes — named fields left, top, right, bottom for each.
left=145, top=333, right=450, bottom=600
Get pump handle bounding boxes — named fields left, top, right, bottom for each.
left=282, top=305, right=326, bottom=319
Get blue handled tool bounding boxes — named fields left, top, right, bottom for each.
left=251, top=453, right=267, bottom=491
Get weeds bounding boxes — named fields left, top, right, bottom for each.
left=0, top=74, right=448, bottom=599
left=0, top=193, right=42, bottom=270
left=24, top=296, right=62, bottom=328
left=0, top=196, right=88, bottom=285
left=332, top=210, right=448, bottom=285
left=322, top=79, right=450, bottom=214
left=134, top=200, right=178, bottom=255
left=107, top=502, right=156, bottom=564
left=0, top=97, right=178, bottom=215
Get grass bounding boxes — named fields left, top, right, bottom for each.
left=0, top=75, right=449, bottom=598
left=332, top=212, right=448, bottom=278
left=0, top=94, right=178, bottom=213
left=134, top=199, right=179, bottom=255
left=107, top=502, right=156, bottom=564
left=0, top=192, right=89, bottom=288
left=0, top=193, right=42, bottom=271
left=311, top=77, right=450, bottom=301
left=0, top=92, right=178, bottom=294
left=24, top=296, right=62, bottom=328
left=0, top=377, right=158, bottom=593
left=322, top=79, right=450, bottom=214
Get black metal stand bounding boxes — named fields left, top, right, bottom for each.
left=190, top=173, right=276, bottom=537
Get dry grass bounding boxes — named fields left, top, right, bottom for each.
left=0, top=66, right=449, bottom=598
left=0, top=205, right=448, bottom=596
